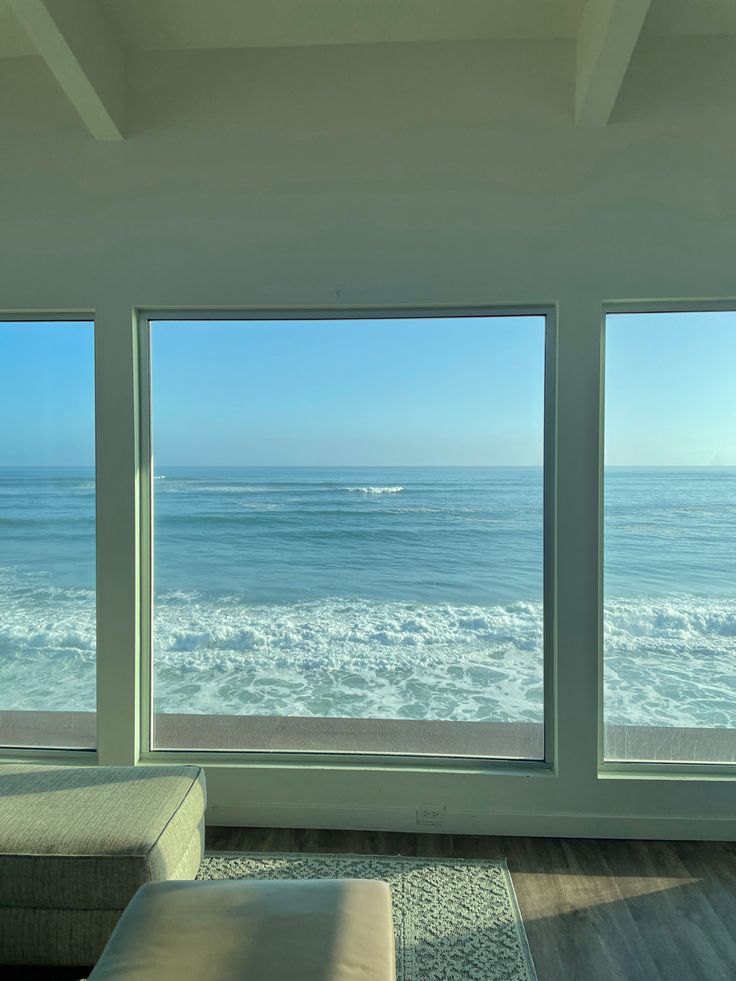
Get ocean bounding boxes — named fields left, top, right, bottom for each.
left=0, top=466, right=734, bottom=731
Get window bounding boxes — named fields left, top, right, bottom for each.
left=146, top=314, right=549, bottom=759
left=604, top=311, right=736, bottom=764
left=0, top=320, right=96, bottom=749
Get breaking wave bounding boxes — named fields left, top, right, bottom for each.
left=1, top=566, right=734, bottom=728
left=344, top=486, right=405, bottom=495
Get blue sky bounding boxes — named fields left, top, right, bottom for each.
left=0, top=321, right=95, bottom=466
left=605, top=312, right=736, bottom=467
left=0, top=312, right=734, bottom=466
left=152, top=317, right=544, bottom=466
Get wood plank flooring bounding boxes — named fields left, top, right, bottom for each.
left=207, top=828, right=736, bottom=981
left=9, top=830, right=736, bottom=980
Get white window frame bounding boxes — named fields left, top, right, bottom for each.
left=599, top=299, right=736, bottom=777
left=0, top=311, right=98, bottom=761
left=2, top=300, right=735, bottom=840
left=136, top=306, right=558, bottom=770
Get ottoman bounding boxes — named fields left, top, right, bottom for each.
left=0, top=763, right=206, bottom=966
left=89, top=878, right=396, bottom=981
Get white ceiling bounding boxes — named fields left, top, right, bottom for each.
left=1, top=0, right=735, bottom=62
left=643, top=0, right=736, bottom=37
left=0, top=3, right=36, bottom=56
left=97, top=0, right=588, bottom=51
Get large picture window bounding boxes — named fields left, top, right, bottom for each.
left=0, top=320, right=96, bottom=749
left=146, top=315, right=549, bottom=759
left=604, top=311, right=736, bottom=764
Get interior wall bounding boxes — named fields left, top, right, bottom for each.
left=3, top=37, right=736, bottom=305
left=1, top=36, right=736, bottom=836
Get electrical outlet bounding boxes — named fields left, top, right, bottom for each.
left=416, top=803, right=446, bottom=826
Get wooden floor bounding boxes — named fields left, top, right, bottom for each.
left=207, top=828, right=736, bottom=981
left=10, top=829, right=736, bottom=980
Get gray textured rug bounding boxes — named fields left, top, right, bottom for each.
left=199, top=852, right=537, bottom=981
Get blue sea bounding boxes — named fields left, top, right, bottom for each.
left=0, top=466, right=734, bottom=730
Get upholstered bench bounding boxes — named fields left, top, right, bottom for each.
left=89, top=878, right=396, bottom=980
left=0, top=763, right=206, bottom=966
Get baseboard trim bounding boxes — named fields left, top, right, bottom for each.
left=206, top=801, right=736, bottom=840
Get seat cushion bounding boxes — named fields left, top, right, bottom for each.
left=89, top=878, right=396, bottom=981
left=0, top=763, right=206, bottom=909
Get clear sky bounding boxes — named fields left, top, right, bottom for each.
left=0, top=312, right=734, bottom=467
left=0, top=321, right=95, bottom=466
left=151, top=317, right=545, bottom=467
left=605, top=311, right=736, bottom=467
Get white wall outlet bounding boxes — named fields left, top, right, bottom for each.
left=416, top=803, right=446, bottom=826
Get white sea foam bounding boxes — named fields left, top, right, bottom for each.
left=0, top=569, right=96, bottom=711
left=150, top=596, right=543, bottom=721
left=344, top=486, right=405, bottom=495
left=1, top=566, right=734, bottom=728
left=603, top=597, right=736, bottom=727
left=152, top=595, right=736, bottom=724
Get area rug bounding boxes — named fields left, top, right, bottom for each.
left=199, top=852, right=538, bottom=981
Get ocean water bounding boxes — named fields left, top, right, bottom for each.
left=605, top=467, right=736, bottom=729
left=0, top=467, right=735, bottom=731
left=151, top=467, right=544, bottom=724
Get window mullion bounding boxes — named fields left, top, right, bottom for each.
left=95, top=305, right=140, bottom=765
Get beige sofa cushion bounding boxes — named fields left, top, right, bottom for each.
left=89, top=878, right=396, bottom=981
left=0, top=763, right=206, bottom=909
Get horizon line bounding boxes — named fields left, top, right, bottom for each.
left=1, top=463, right=735, bottom=470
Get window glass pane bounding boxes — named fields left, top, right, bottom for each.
left=150, top=316, right=546, bottom=759
left=604, top=311, right=736, bottom=763
left=0, top=321, right=96, bottom=749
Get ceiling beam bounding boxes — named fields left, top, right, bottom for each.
left=7, top=0, right=125, bottom=140
left=575, top=0, right=651, bottom=126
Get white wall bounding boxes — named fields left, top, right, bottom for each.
left=1, top=36, right=736, bottom=836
